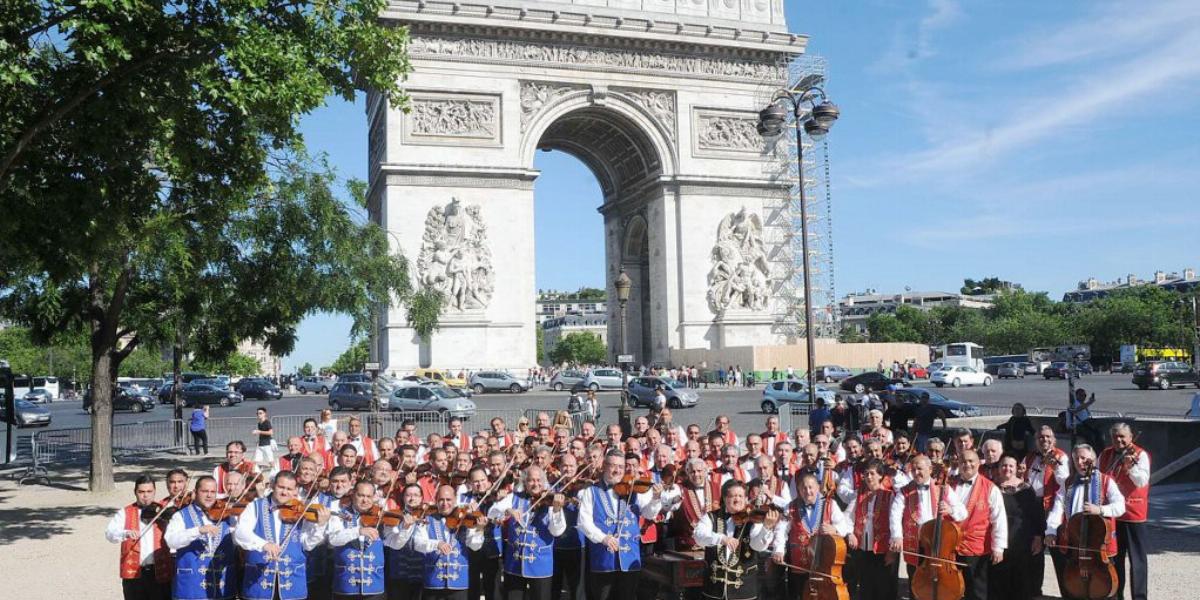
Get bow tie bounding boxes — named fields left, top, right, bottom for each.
left=917, top=484, right=930, bottom=490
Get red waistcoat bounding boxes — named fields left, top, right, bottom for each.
left=787, top=500, right=820, bottom=570
left=1099, top=445, right=1149, bottom=523
left=900, top=482, right=943, bottom=566
left=120, top=504, right=172, bottom=582
left=1023, top=448, right=1066, bottom=512
left=954, top=476, right=996, bottom=557
left=852, top=489, right=895, bottom=555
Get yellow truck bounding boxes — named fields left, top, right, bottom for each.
left=414, top=368, right=468, bottom=389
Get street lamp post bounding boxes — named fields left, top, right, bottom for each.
left=758, top=84, right=839, bottom=407
left=615, top=267, right=633, bottom=435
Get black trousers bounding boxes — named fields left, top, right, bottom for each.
left=190, top=429, right=208, bottom=454
left=588, top=570, right=639, bottom=600
left=636, top=542, right=658, bottom=600
left=850, top=549, right=898, bottom=600
left=468, top=548, right=501, bottom=600
left=988, top=547, right=1032, bottom=600
left=309, top=572, right=333, bottom=600
left=423, top=590, right=467, bottom=600
left=505, top=573, right=554, bottom=600
left=334, top=594, right=385, bottom=600
left=757, top=553, right=784, bottom=600
left=1116, top=521, right=1148, bottom=600
left=787, top=572, right=810, bottom=598
left=120, top=569, right=168, bottom=600
left=1030, top=547, right=1047, bottom=596
left=386, top=579, right=422, bottom=600
left=553, top=547, right=584, bottom=600
left=958, top=555, right=988, bottom=600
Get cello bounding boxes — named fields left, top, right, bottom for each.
left=1061, top=462, right=1118, bottom=599
left=910, top=464, right=964, bottom=600
left=802, top=468, right=849, bottom=600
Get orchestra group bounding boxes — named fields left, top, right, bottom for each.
left=108, top=407, right=1151, bottom=600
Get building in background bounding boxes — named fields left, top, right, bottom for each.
left=542, top=314, right=608, bottom=361
left=237, top=338, right=283, bottom=378
left=1064, top=267, right=1198, bottom=302
left=839, top=291, right=995, bottom=335
left=536, top=290, right=608, bottom=325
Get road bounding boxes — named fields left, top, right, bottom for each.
left=3, top=373, right=1196, bottom=462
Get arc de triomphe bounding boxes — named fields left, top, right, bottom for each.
left=369, top=0, right=805, bottom=371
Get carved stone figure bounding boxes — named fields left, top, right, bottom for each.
left=411, top=99, right=497, bottom=137
left=697, top=115, right=761, bottom=151
left=417, top=199, right=495, bottom=311
left=707, top=208, right=771, bottom=314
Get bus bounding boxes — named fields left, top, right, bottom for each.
left=11, top=375, right=61, bottom=400
left=935, top=343, right=986, bottom=371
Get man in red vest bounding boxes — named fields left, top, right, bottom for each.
left=1023, top=425, right=1068, bottom=596
left=1100, top=423, right=1150, bottom=600
left=846, top=459, right=898, bottom=600
left=949, top=449, right=1007, bottom=600
left=1045, top=444, right=1125, bottom=590
left=346, top=417, right=378, bottom=465
left=106, top=474, right=173, bottom=600
left=771, top=473, right=851, bottom=594
left=888, top=454, right=967, bottom=594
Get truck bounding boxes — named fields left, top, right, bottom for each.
left=1118, top=345, right=1192, bottom=373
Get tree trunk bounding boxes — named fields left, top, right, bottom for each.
left=88, top=347, right=117, bottom=492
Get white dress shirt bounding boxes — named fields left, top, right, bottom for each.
left=1116, top=451, right=1151, bottom=487
left=233, top=497, right=326, bottom=553
left=487, top=493, right=568, bottom=537
left=771, top=499, right=852, bottom=555
left=692, top=513, right=776, bottom=552
left=1027, top=453, right=1070, bottom=497
left=106, top=506, right=157, bottom=566
left=326, top=512, right=404, bottom=548
left=951, top=477, right=1009, bottom=552
left=348, top=436, right=378, bottom=461
left=888, top=482, right=968, bottom=543
left=576, top=485, right=663, bottom=544
left=164, top=506, right=225, bottom=551
left=845, top=492, right=886, bottom=548
left=411, top=516, right=484, bottom=552
left=1045, top=476, right=1126, bottom=535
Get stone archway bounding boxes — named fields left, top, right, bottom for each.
left=369, top=0, right=805, bottom=371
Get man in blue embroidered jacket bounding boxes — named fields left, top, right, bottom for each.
left=394, top=484, right=485, bottom=600
left=577, top=450, right=666, bottom=600
left=234, top=471, right=330, bottom=600
left=327, top=481, right=407, bottom=600
left=165, top=476, right=238, bottom=600
left=488, top=464, right=567, bottom=600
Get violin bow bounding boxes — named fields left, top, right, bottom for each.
left=134, top=475, right=193, bottom=542
left=898, top=549, right=967, bottom=567
left=276, top=491, right=325, bottom=557
left=215, top=469, right=265, bottom=523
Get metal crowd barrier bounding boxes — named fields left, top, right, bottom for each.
left=201, top=415, right=309, bottom=452
left=18, top=419, right=188, bottom=485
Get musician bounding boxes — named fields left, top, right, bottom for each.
left=330, top=431, right=352, bottom=465
left=705, top=432, right=726, bottom=469
left=988, top=455, right=1045, bottom=600
left=447, top=417, right=472, bottom=452
left=214, top=442, right=256, bottom=497
left=552, top=454, right=586, bottom=600
left=408, top=484, right=486, bottom=600
left=299, top=462, right=341, bottom=600
left=167, top=468, right=190, bottom=501
left=761, top=416, right=788, bottom=456
left=491, top=417, right=515, bottom=449
left=1024, top=425, right=1068, bottom=597
left=667, top=458, right=720, bottom=552
left=835, top=437, right=865, bottom=505
left=739, top=434, right=765, bottom=478
left=693, top=480, right=781, bottom=600
left=1099, top=423, right=1150, bottom=600
left=771, top=473, right=852, bottom=594
left=327, top=481, right=406, bottom=599
left=107, top=474, right=173, bottom=600
left=371, top=461, right=398, bottom=507
left=1045, top=445, right=1126, bottom=596
left=948, top=449, right=1007, bottom=600
left=377, top=437, right=397, bottom=465
left=845, top=460, right=898, bottom=600
left=656, top=408, right=686, bottom=442
left=418, top=448, right=450, bottom=501
left=224, top=470, right=249, bottom=522
left=233, top=471, right=331, bottom=600
left=453, top=467, right=501, bottom=600
left=276, top=437, right=305, bottom=475
left=888, top=454, right=967, bottom=590
left=751, top=456, right=790, bottom=509
left=488, top=465, right=567, bottom=600
left=773, top=441, right=798, bottom=479
left=864, top=439, right=910, bottom=490
left=684, top=440, right=705, bottom=463
left=301, top=418, right=330, bottom=460
left=862, top=410, right=894, bottom=446
left=383, top=484, right=427, bottom=600
left=949, top=428, right=975, bottom=464
left=164, top=476, right=237, bottom=600
left=716, top=446, right=746, bottom=485
left=576, top=451, right=666, bottom=600
left=604, top=423, right=623, bottom=449
left=337, top=444, right=361, bottom=474
left=979, top=439, right=1004, bottom=483
left=713, top=415, right=739, bottom=448
left=348, top=418, right=379, bottom=466
left=815, top=423, right=847, bottom=462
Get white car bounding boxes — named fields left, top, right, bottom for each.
left=930, top=366, right=992, bottom=388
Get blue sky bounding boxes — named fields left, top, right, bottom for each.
left=284, top=0, right=1200, bottom=371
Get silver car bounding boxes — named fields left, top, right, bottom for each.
left=296, top=375, right=336, bottom=394
left=583, top=368, right=625, bottom=391
left=761, top=380, right=837, bottom=414
left=997, top=362, right=1025, bottom=379
left=469, top=371, right=531, bottom=394
left=627, top=377, right=699, bottom=408
left=548, top=370, right=586, bottom=392
left=391, top=385, right=476, bottom=418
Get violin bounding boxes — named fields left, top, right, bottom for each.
left=140, top=503, right=176, bottom=528
left=358, top=505, right=406, bottom=528
left=442, top=470, right=470, bottom=487
left=730, top=507, right=770, bottom=526
left=278, top=498, right=324, bottom=524
left=658, top=464, right=679, bottom=487
left=911, top=468, right=964, bottom=600
left=1061, top=463, right=1118, bottom=599
left=801, top=471, right=849, bottom=600
left=207, top=497, right=251, bottom=521
left=445, top=505, right=486, bottom=529
left=611, top=474, right=654, bottom=496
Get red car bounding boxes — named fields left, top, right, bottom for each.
left=906, top=364, right=929, bottom=379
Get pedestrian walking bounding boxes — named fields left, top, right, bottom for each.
left=189, top=405, right=209, bottom=455
left=252, top=407, right=276, bottom=465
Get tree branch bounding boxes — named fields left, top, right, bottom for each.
left=16, top=6, right=83, bottom=41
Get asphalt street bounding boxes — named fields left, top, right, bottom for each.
left=3, top=373, right=1196, bottom=463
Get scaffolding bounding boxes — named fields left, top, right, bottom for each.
left=758, top=55, right=839, bottom=341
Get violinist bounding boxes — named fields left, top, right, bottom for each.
left=232, top=471, right=330, bottom=600
left=418, top=448, right=451, bottom=502
left=1023, top=426, right=1068, bottom=597
left=299, top=460, right=339, bottom=600
left=771, top=473, right=851, bottom=593
left=867, top=438, right=910, bottom=490
left=815, top=423, right=847, bottom=462
left=376, top=436, right=397, bottom=465
left=568, top=437, right=589, bottom=463
left=337, top=443, right=361, bottom=474
left=223, top=470, right=249, bottom=518
left=410, top=484, right=486, bottom=600
left=552, top=454, right=586, bottom=600
left=774, top=441, right=799, bottom=480
left=462, top=466, right=504, bottom=600
left=106, top=474, right=172, bottom=600
left=739, top=434, right=766, bottom=478
left=447, top=416, right=472, bottom=452
left=835, top=436, right=866, bottom=505
left=215, top=442, right=256, bottom=498
left=888, top=455, right=967, bottom=589
left=949, top=427, right=976, bottom=467
left=713, top=415, right=739, bottom=448
left=761, top=415, right=788, bottom=456
left=275, top=436, right=305, bottom=476
left=165, top=468, right=191, bottom=504
left=326, top=481, right=405, bottom=599
left=347, top=417, right=379, bottom=466
left=385, top=484, right=429, bottom=600
left=580, top=420, right=598, bottom=444
left=1045, top=445, right=1125, bottom=598
left=371, top=460, right=399, bottom=508
left=164, top=476, right=237, bottom=600
left=666, top=458, right=719, bottom=552
left=862, top=409, right=894, bottom=446
left=576, top=451, right=666, bottom=600
left=979, top=439, right=1004, bottom=483
left=1099, top=422, right=1150, bottom=600
left=845, top=460, right=898, bottom=600
left=753, top=456, right=791, bottom=509
left=694, top=480, right=781, bottom=600
left=705, top=431, right=727, bottom=469
left=716, top=446, right=746, bottom=486
left=948, top=449, right=1007, bottom=600
left=490, top=416, right=516, bottom=449
left=397, top=445, right=419, bottom=484
left=487, top=465, right=568, bottom=600
left=301, top=418, right=331, bottom=461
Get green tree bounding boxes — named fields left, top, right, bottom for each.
left=575, top=287, right=606, bottom=300
left=298, top=363, right=315, bottom=377
left=329, top=339, right=370, bottom=374
left=191, top=352, right=262, bottom=377
left=837, top=326, right=865, bottom=343
left=536, top=327, right=545, bottom=363
left=961, top=277, right=1019, bottom=295
left=118, top=347, right=171, bottom=378
left=867, top=306, right=924, bottom=343
left=548, top=332, right=606, bottom=365
left=0, top=1, right=416, bottom=491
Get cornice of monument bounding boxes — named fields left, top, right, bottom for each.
left=382, top=0, right=806, bottom=55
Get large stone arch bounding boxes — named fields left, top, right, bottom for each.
left=369, top=0, right=803, bottom=372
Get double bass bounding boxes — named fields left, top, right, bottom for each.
left=911, top=466, right=964, bottom=600
left=802, top=469, right=849, bottom=600
left=1061, top=463, right=1118, bottom=599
